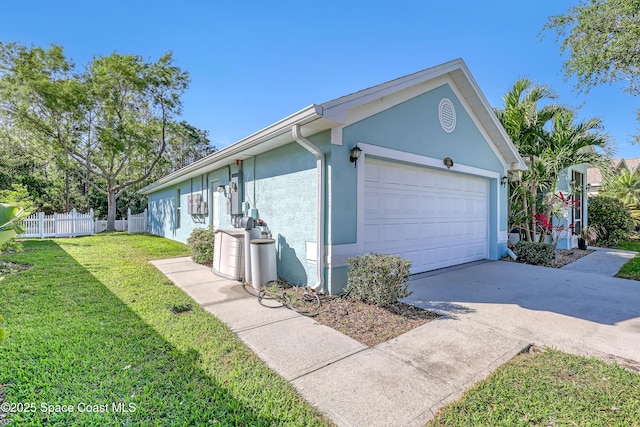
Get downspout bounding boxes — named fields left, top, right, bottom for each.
left=292, top=124, right=325, bottom=292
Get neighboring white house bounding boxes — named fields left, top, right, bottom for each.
left=587, top=157, right=640, bottom=196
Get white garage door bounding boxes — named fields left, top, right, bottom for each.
left=364, top=158, right=489, bottom=273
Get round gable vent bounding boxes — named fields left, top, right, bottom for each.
left=438, top=98, right=456, bottom=133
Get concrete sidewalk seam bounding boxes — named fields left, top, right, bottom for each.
left=176, top=279, right=223, bottom=287
left=198, top=295, right=251, bottom=308
left=228, top=312, right=303, bottom=333
left=288, top=346, right=369, bottom=382
left=165, top=268, right=212, bottom=274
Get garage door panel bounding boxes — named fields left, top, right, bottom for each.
left=364, top=158, right=488, bottom=274
left=437, top=174, right=452, bottom=189
left=421, top=222, right=437, bottom=239
left=364, top=225, right=380, bottom=245
left=365, top=191, right=380, bottom=215
left=452, top=222, right=465, bottom=237
left=438, top=222, right=452, bottom=238
left=380, top=194, right=401, bottom=214
left=437, top=198, right=450, bottom=214
left=381, top=223, right=404, bottom=242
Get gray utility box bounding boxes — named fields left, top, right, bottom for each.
left=212, top=228, right=245, bottom=280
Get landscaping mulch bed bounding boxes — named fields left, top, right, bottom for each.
left=550, top=248, right=594, bottom=268
left=502, top=248, right=594, bottom=268
left=314, top=298, right=440, bottom=347
left=263, top=284, right=440, bottom=347
left=263, top=248, right=595, bottom=347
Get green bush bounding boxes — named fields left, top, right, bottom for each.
left=346, top=253, right=412, bottom=306
left=514, top=241, right=555, bottom=266
left=186, top=227, right=215, bottom=265
left=0, top=239, right=23, bottom=254
left=588, top=196, right=634, bottom=246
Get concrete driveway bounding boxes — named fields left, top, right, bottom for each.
left=155, top=255, right=640, bottom=426
left=405, top=260, right=640, bottom=370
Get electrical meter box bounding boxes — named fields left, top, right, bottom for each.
left=229, top=173, right=242, bottom=215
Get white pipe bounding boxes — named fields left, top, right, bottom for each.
left=292, top=124, right=325, bottom=292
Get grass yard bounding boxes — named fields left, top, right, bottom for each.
left=0, top=233, right=330, bottom=426
left=613, top=240, right=640, bottom=252
left=614, top=239, right=640, bottom=280
left=426, top=349, right=640, bottom=427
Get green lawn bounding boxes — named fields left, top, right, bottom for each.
left=0, top=233, right=330, bottom=426
left=614, top=239, right=640, bottom=280
left=613, top=239, right=640, bottom=252
left=426, top=349, right=640, bottom=427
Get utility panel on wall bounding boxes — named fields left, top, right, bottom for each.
left=229, top=173, right=242, bottom=215
left=188, top=194, right=208, bottom=215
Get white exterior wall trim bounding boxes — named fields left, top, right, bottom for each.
left=325, top=143, right=502, bottom=269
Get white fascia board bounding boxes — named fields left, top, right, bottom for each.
left=449, top=66, right=526, bottom=171
left=320, top=58, right=526, bottom=172
left=139, top=105, right=324, bottom=194
left=319, top=59, right=465, bottom=123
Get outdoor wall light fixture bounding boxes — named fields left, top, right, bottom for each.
left=349, top=145, right=362, bottom=167
left=501, top=176, right=509, bottom=186
left=443, top=157, right=454, bottom=169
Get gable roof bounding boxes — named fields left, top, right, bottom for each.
left=586, top=167, right=603, bottom=186
left=625, top=157, right=640, bottom=172
left=140, top=58, right=525, bottom=195
left=587, top=157, right=640, bottom=188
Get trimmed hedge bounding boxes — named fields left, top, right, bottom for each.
left=514, top=241, right=555, bottom=266
left=186, top=227, right=215, bottom=264
left=346, top=253, right=412, bottom=306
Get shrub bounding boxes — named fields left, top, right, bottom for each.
left=514, top=241, right=555, bottom=266
left=0, top=239, right=23, bottom=254
left=187, top=227, right=215, bottom=265
left=346, top=253, right=412, bottom=306
left=588, top=196, right=634, bottom=246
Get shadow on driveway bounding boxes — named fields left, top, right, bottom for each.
left=406, top=260, right=640, bottom=325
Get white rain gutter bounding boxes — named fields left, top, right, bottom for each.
left=292, top=124, right=325, bottom=292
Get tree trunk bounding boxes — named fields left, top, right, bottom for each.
left=530, top=182, right=538, bottom=242
left=522, top=193, right=533, bottom=242
left=106, top=185, right=117, bottom=231
left=85, top=169, right=90, bottom=196
left=65, top=155, right=71, bottom=212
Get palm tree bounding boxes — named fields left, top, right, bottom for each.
left=496, top=79, right=610, bottom=243
left=495, top=78, right=562, bottom=241
left=603, top=169, right=640, bottom=228
left=540, top=110, right=610, bottom=222
left=603, top=169, right=640, bottom=206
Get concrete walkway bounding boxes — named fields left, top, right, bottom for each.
left=151, top=249, right=640, bottom=427
left=561, top=246, right=637, bottom=276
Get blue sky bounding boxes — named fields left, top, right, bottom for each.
left=2, top=0, right=638, bottom=158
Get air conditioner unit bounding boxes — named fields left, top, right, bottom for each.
left=212, top=228, right=245, bottom=280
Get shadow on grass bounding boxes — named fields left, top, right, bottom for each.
left=0, top=238, right=325, bottom=426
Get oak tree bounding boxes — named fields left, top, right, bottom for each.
left=0, top=43, right=189, bottom=230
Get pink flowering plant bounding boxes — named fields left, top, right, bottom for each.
left=522, top=191, right=578, bottom=245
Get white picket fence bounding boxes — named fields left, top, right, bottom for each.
left=127, top=209, right=148, bottom=233
left=18, top=208, right=148, bottom=238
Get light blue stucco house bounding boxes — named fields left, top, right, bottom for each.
left=139, top=59, right=529, bottom=294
